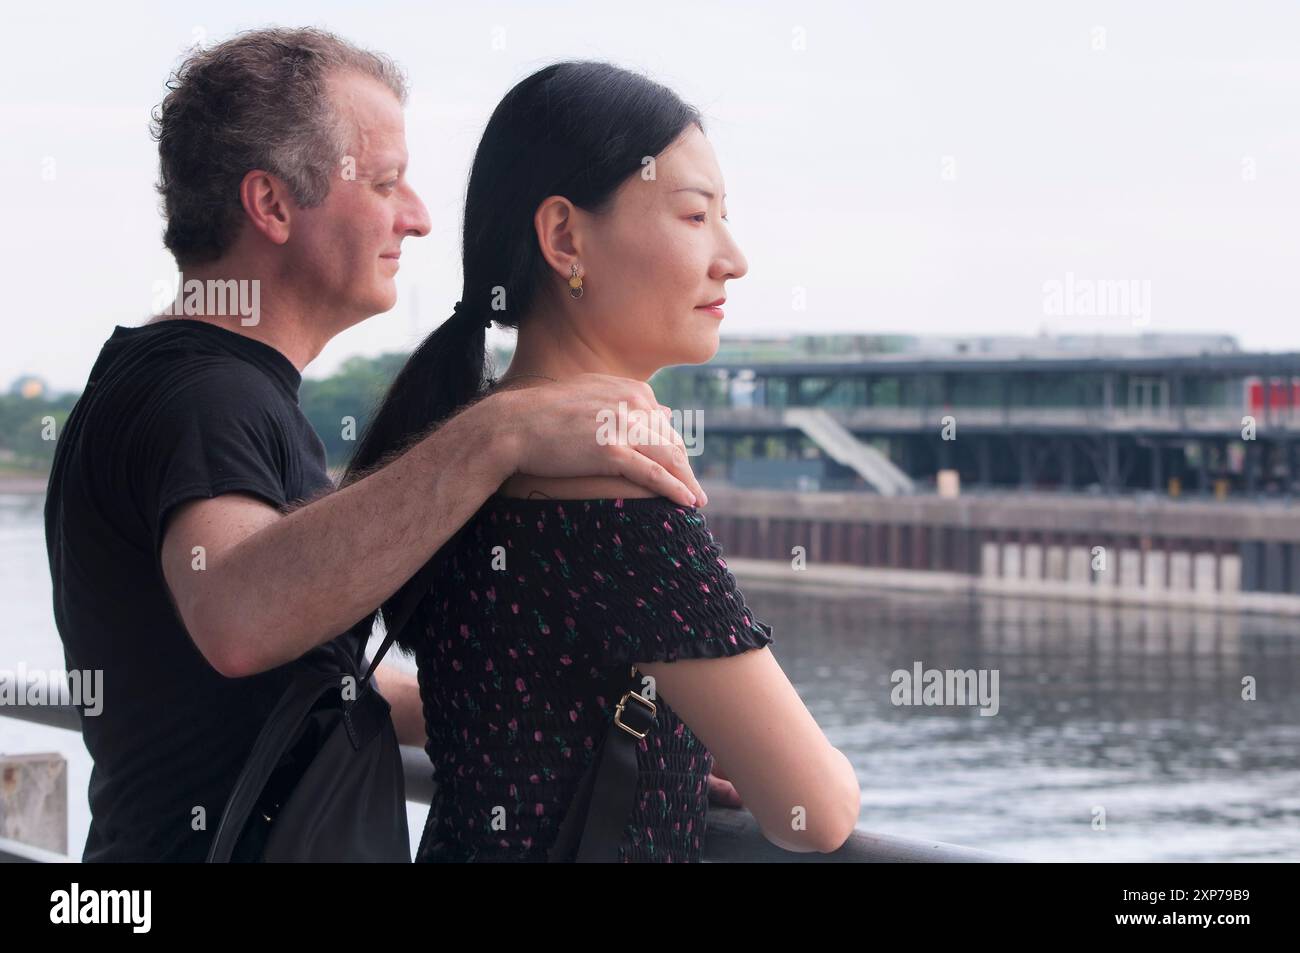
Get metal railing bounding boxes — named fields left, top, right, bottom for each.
left=1, top=686, right=1017, bottom=863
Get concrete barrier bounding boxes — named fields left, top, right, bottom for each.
left=1144, top=551, right=1167, bottom=591
left=1169, top=552, right=1192, bottom=591
left=1023, top=544, right=1042, bottom=581
left=1045, top=545, right=1067, bottom=581
left=1068, top=546, right=1091, bottom=584
left=0, top=753, right=67, bottom=856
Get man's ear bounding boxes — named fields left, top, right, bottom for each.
left=533, top=194, right=584, bottom=279
left=238, top=169, right=294, bottom=247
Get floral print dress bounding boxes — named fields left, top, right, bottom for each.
left=402, top=496, right=775, bottom=862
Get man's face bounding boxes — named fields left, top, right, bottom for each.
left=286, top=71, right=430, bottom=330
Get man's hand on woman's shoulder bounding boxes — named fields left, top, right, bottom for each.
left=478, top=373, right=706, bottom=507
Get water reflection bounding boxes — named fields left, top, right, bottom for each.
left=742, top=584, right=1300, bottom=861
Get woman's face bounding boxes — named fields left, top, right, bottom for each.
left=572, top=125, right=748, bottom=378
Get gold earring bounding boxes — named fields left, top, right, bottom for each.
left=568, top=264, right=584, bottom=299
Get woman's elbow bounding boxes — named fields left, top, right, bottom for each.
left=817, top=801, right=860, bottom=854
left=816, top=750, right=861, bottom=853
left=756, top=750, right=860, bottom=854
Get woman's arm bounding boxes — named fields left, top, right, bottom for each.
left=637, top=649, right=861, bottom=854
left=372, top=663, right=426, bottom=748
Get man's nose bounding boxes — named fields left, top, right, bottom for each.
left=400, top=185, right=432, bottom=238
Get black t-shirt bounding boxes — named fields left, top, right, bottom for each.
left=44, top=318, right=356, bottom=862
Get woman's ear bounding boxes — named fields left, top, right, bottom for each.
left=533, top=195, right=584, bottom=279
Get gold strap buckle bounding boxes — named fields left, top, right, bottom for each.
left=613, top=690, right=656, bottom=740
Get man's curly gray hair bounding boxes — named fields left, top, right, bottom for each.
left=151, top=27, right=407, bottom=266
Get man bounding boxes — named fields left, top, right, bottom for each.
left=44, top=27, right=710, bottom=862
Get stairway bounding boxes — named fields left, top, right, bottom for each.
left=783, top=408, right=914, bottom=496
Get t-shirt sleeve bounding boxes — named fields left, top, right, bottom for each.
left=585, top=503, right=775, bottom=667
left=138, top=363, right=294, bottom=553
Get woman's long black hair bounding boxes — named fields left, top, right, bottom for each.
left=341, top=61, right=702, bottom=645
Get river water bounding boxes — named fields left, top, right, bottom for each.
left=3, top=491, right=1297, bottom=861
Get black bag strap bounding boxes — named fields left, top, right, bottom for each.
left=548, top=665, right=657, bottom=862
left=354, top=557, right=443, bottom=688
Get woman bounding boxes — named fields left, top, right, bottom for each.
left=345, top=61, right=860, bottom=862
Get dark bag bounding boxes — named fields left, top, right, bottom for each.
left=206, top=559, right=437, bottom=863
left=205, top=632, right=408, bottom=861
left=208, top=557, right=658, bottom=863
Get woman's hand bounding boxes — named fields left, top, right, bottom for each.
left=707, top=772, right=744, bottom=809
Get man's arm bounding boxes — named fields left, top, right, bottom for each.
left=161, top=376, right=703, bottom=678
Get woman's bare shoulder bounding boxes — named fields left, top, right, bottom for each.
left=497, top=473, right=659, bottom=501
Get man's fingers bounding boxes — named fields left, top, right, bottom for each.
left=630, top=439, right=705, bottom=506
left=583, top=390, right=705, bottom=506
left=654, top=404, right=708, bottom=505
left=569, top=378, right=708, bottom=506
left=656, top=406, right=688, bottom=449
left=614, top=447, right=696, bottom=507
left=635, top=403, right=702, bottom=502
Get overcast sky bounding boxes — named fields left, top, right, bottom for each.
left=3, top=0, right=1298, bottom=392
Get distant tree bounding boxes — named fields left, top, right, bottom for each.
left=300, top=353, right=409, bottom=470
left=5, top=347, right=732, bottom=476
left=0, top=392, right=77, bottom=472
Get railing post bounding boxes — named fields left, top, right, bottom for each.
left=0, top=753, right=68, bottom=856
